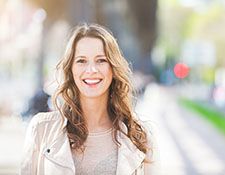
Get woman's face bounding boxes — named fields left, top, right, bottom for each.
left=72, top=37, right=113, bottom=99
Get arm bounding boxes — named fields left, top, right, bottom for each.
left=20, top=114, right=41, bottom=175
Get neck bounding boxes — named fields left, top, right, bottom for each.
left=80, top=95, right=112, bottom=132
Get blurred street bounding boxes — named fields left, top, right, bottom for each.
left=1, top=84, right=225, bottom=174
left=136, top=84, right=225, bottom=175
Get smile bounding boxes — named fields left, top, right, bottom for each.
left=83, top=79, right=102, bottom=85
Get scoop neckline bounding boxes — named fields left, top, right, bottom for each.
left=88, top=127, right=114, bottom=136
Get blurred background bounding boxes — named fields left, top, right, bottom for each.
left=1, top=0, right=225, bottom=174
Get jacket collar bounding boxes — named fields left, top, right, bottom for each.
left=44, top=117, right=145, bottom=175
left=116, top=122, right=145, bottom=175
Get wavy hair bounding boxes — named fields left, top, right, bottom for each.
left=53, top=23, right=150, bottom=155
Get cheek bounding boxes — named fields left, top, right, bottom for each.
left=71, top=71, right=81, bottom=87
left=105, top=68, right=113, bottom=82
left=72, top=65, right=83, bottom=78
left=101, top=65, right=112, bottom=76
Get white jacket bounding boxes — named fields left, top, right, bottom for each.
left=20, top=111, right=160, bottom=175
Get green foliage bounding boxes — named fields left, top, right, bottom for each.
left=179, top=98, right=225, bottom=135
left=156, top=1, right=225, bottom=69
left=201, top=66, right=215, bottom=84
left=186, top=4, right=224, bottom=38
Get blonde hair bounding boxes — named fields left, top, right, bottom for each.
left=53, top=23, right=149, bottom=155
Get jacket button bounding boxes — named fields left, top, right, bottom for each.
left=47, top=149, right=50, bottom=153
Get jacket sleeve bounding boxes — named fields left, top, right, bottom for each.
left=20, top=114, right=41, bottom=175
left=142, top=121, right=161, bottom=175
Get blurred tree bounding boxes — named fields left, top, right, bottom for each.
left=128, top=0, right=158, bottom=65
left=25, top=0, right=67, bottom=89
left=93, top=0, right=159, bottom=75
left=27, top=0, right=67, bottom=22
left=157, top=0, right=225, bottom=84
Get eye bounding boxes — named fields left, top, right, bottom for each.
left=76, top=59, right=86, bottom=63
left=97, top=59, right=107, bottom=63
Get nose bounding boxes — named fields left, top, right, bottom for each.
left=85, top=62, right=98, bottom=73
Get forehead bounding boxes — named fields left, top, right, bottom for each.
left=75, top=37, right=105, bottom=55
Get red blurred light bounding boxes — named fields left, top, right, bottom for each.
left=174, top=63, right=189, bottom=79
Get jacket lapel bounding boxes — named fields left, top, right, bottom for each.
left=116, top=122, right=146, bottom=175
left=42, top=119, right=75, bottom=173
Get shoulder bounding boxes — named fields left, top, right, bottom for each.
left=29, top=111, right=63, bottom=126
left=25, top=111, right=66, bottom=146
left=27, top=111, right=65, bottom=136
left=22, top=111, right=66, bottom=163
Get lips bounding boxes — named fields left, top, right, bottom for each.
left=83, top=79, right=102, bottom=85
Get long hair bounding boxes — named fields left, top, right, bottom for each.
left=53, top=23, right=149, bottom=155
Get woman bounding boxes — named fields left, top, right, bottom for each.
left=20, top=23, right=159, bottom=175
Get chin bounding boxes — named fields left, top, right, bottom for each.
left=81, top=91, right=109, bottom=99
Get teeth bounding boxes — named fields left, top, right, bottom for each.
left=83, top=79, right=101, bottom=84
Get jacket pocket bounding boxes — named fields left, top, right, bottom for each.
left=42, top=148, right=74, bottom=175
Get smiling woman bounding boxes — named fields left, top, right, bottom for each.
left=20, top=23, right=160, bottom=175
left=72, top=37, right=113, bottom=99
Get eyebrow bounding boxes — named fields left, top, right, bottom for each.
left=96, top=55, right=107, bottom=58
left=74, top=56, right=86, bottom=60
left=74, top=55, right=107, bottom=60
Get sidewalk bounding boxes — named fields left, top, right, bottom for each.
left=135, top=83, right=225, bottom=175
left=0, top=116, right=26, bottom=175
